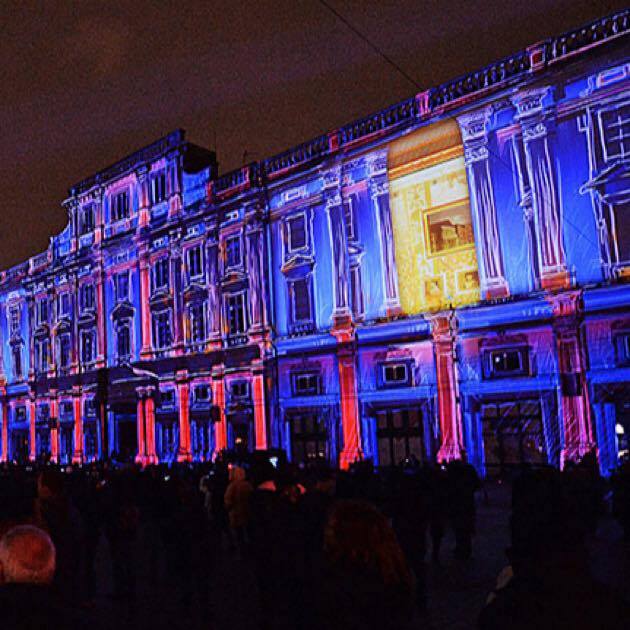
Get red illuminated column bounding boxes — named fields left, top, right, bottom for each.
left=430, top=314, right=465, bottom=462
left=49, top=394, right=59, bottom=463
left=177, top=372, right=192, bottom=461
left=135, top=389, right=146, bottom=465
left=145, top=389, right=157, bottom=464
left=252, top=369, right=267, bottom=450
left=139, top=250, right=152, bottom=358
left=335, top=340, right=362, bottom=470
left=72, top=387, right=83, bottom=464
left=0, top=384, right=8, bottom=463
left=29, top=398, right=36, bottom=461
left=212, top=369, right=227, bottom=456
left=550, top=292, right=595, bottom=466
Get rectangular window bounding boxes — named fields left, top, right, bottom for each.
left=9, top=307, right=20, bottom=335
left=610, top=200, right=630, bottom=265
left=600, top=103, right=630, bottom=162
left=80, top=330, right=96, bottom=364
left=58, top=334, right=71, bottom=369
left=292, top=372, right=320, bottom=396
left=291, top=278, right=311, bottom=323
left=115, top=272, right=129, bottom=302
left=614, top=332, right=630, bottom=366
left=15, top=406, right=27, bottom=423
left=230, top=380, right=249, bottom=399
left=58, top=293, right=71, bottom=318
left=79, top=284, right=95, bottom=312
left=111, top=190, right=130, bottom=222
left=226, top=293, right=246, bottom=335
left=194, top=384, right=211, bottom=403
left=225, top=236, right=241, bottom=269
left=36, top=338, right=49, bottom=373
left=153, top=311, right=172, bottom=349
left=187, top=246, right=203, bottom=280
left=287, top=215, right=306, bottom=252
left=117, top=322, right=131, bottom=361
left=79, top=206, right=95, bottom=235
left=483, top=347, right=529, bottom=379
left=153, top=258, right=169, bottom=292
left=150, top=171, right=167, bottom=204
left=37, top=299, right=48, bottom=325
left=382, top=363, right=409, bottom=386
left=189, top=303, right=206, bottom=343
left=85, top=398, right=96, bottom=417
left=12, top=346, right=22, bottom=378
left=161, top=389, right=175, bottom=407
left=343, top=196, right=357, bottom=242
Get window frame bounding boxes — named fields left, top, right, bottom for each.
left=377, top=361, right=413, bottom=389
left=482, top=346, right=530, bottom=380
left=286, top=213, right=307, bottom=253
left=187, top=245, right=204, bottom=281
left=598, top=101, right=630, bottom=164
left=152, top=309, right=172, bottom=350
left=152, top=257, right=170, bottom=292
left=291, top=371, right=321, bottom=396
left=80, top=329, right=96, bottom=365
left=150, top=171, right=167, bottom=205
left=225, top=292, right=247, bottom=336
left=224, top=235, right=242, bottom=270
left=111, top=189, right=130, bottom=222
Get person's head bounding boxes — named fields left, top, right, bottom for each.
left=37, top=469, right=65, bottom=500
left=0, top=525, right=56, bottom=585
left=324, top=500, right=413, bottom=591
left=229, top=465, right=246, bottom=482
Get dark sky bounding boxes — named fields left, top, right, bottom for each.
left=1, top=0, right=626, bottom=269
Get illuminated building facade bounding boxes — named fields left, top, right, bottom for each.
left=0, top=11, right=628, bottom=475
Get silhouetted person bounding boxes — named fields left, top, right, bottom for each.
left=224, top=465, right=253, bottom=553
left=306, top=500, right=415, bottom=630
left=447, top=460, right=480, bottom=559
left=33, top=468, right=85, bottom=603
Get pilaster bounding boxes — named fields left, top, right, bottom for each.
left=72, top=386, right=83, bottom=464
left=457, top=106, right=509, bottom=299
left=176, top=370, right=192, bottom=461
left=512, top=88, right=570, bottom=291
left=212, top=366, right=227, bottom=456
left=429, top=313, right=465, bottom=462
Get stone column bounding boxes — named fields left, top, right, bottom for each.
left=167, top=151, right=183, bottom=219
left=29, top=396, right=36, bottom=461
left=171, top=244, right=184, bottom=353
left=512, top=88, right=569, bottom=291
left=72, top=386, right=83, bottom=464
left=252, top=368, right=267, bottom=450
left=429, top=313, right=465, bottom=462
left=367, top=153, right=402, bottom=316
left=324, top=168, right=352, bottom=328
left=206, top=230, right=222, bottom=347
left=457, top=107, right=509, bottom=299
left=137, top=167, right=150, bottom=228
left=0, top=383, right=8, bottom=463
left=135, top=388, right=147, bottom=465
left=95, top=269, right=106, bottom=368
left=245, top=214, right=266, bottom=332
left=139, top=246, right=152, bottom=357
left=49, top=393, right=59, bottom=463
left=335, top=341, right=362, bottom=469
left=176, top=371, right=192, bottom=461
left=212, top=367, right=227, bottom=455
left=145, top=387, right=157, bottom=464
left=549, top=291, right=595, bottom=466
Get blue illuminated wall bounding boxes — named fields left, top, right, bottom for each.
left=0, top=11, right=628, bottom=474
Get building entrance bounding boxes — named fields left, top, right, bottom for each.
left=481, top=400, right=546, bottom=476
left=11, top=430, right=29, bottom=464
left=289, top=413, right=328, bottom=464
left=375, top=407, right=425, bottom=467
left=117, top=416, right=138, bottom=462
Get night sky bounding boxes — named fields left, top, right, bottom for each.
left=1, top=0, right=626, bottom=270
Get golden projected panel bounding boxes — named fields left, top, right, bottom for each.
left=388, top=120, right=480, bottom=315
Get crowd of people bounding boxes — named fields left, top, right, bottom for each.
left=0, top=452, right=628, bottom=629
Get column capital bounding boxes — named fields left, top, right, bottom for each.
left=457, top=105, right=493, bottom=143
left=511, top=86, right=551, bottom=120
